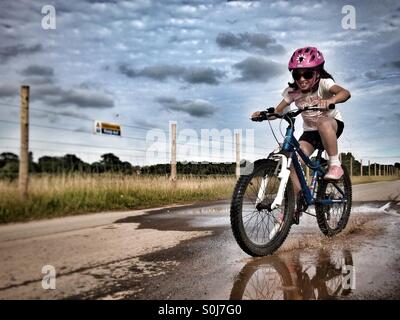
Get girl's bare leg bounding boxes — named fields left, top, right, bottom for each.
left=290, top=140, right=314, bottom=195
left=317, top=118, right=338, bottom=156
left=318, top=117, right=344, bottom=179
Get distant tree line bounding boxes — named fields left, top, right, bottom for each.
left=140, top=161, right=236, bottom=175
left=0, top=152, right=140, bottom=179
left=0, top=152, right=236, bottom=179
left=0, top=151, right=398, bottom=179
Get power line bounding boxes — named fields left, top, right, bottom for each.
left=0, top=136, right=170, bottom=154
left=0, top=102, right=268, bottom=131
left=0, top=103, right=164, bottom=132
left=0, top=119, right=155, bottom=144
left=0, top=119, right=277, bottom=154
left=0, top=144, right=149, bottom=157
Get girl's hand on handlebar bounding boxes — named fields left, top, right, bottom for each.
left=251, top=111, right=261, bottom=119
left=251, top=111, right=267, bottom=121
left=318, top=98, right=335, bottom=110
left=251, top=109, right=277, bottom=121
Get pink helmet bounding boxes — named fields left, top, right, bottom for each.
left=288, top=47, right=325, bottom=70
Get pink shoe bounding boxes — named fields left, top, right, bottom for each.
left=324, top=165, right=344, bottom=180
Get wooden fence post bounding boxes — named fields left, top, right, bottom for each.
left=170, top=122, right=177, bottom=181
left=235, top=133, right=240, bottom=178
left=19, top=85, right=30, bottom=201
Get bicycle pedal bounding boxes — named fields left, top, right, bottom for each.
left=292, top=211, right=302, bottom=225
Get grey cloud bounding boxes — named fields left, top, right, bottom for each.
left=34, top=85, right=65, bottom=97
left=132, top=118, right=160, bottom=129
left=382, top=59, right=400, bottom=69
left=0, top=85, right=18, bottom=98
left=364, top=71, right=382, bottom=80
left=22, top=77, right=54, bottom=85
left=21, top=65, right=54, bottom=77
left=391, top=60, right=400, bottom=68
left=344, top=75, right=357, bottom=83
left=52, top=89, right=114, bottom=108
left=119, top=64, right=225, bottom=85
left=182, top=67, right=225, bottom=85
left=1, top=23, right=12, bottom=29
left=156, top=97, right=217, bottom=118
left=85, top=0, right=118, bottom=3
left=0, top=44, right=42, bottom=63
left=216, top=32, right=285, bottom=55
left=32, top=85, right=114, bottom=109
left=233, top=56, right=283, bottom=82
left=138, top=65, right=185, bottom=80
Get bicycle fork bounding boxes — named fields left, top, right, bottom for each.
left=256, top=154, right=292, bottom=211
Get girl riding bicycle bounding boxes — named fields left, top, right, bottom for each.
left=252, top=46, right=351, bottom=196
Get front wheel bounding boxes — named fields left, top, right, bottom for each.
left=230, top=160, right=295, bottom=256
left=315, top=164, right=352, bottom=236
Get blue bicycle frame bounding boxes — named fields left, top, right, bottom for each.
left=280, top=126, right=347, bottom=206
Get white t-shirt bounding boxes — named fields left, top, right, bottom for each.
left=281, top=78, right=344, bottom=131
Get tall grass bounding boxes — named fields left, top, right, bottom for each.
left=0, top=174, right=236, bottom=224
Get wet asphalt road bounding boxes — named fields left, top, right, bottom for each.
left=0, top=181, right=400, bottom=300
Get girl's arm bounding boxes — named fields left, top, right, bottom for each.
left=275, top=99, right=290, bottom=114
left=320, top=85, right=351, bottom=107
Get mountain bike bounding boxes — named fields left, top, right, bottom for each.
left=230, top=105, right=352, bottom=256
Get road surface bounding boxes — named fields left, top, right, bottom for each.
left=0, top=180, right=399, bottom=299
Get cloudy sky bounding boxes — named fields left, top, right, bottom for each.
left=0, top=0, right=399, bottom=165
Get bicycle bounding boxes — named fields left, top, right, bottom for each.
left=230, top=104, right=352, bottom=256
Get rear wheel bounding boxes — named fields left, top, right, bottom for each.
left=230, top=160, right=295, bottom=256
left=315, top=164, right=352, bottom=236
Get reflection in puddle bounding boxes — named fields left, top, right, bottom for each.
left=230, top=249, right=354, bottom=300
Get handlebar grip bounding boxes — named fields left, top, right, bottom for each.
left=251, top=111, right=268, bottom=122
left=328, top=104, right=335, bottom=110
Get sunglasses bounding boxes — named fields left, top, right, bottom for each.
left=292, top=70, right=315, bottom=81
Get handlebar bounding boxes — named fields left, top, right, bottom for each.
left=251, top=104, right=335, bottom=122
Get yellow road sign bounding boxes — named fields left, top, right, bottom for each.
left=94, top=121, right=121, bottom=136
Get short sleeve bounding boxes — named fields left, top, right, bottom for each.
left=320, top=78, right=336, bottom=92
left=281, top=87, right=293, bottom=104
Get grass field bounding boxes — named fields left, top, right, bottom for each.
left=350, top=175, right=400, bottom=185
left=0, top=174, right=236, bottom=224
left=0, top=174, right=398, bottom=224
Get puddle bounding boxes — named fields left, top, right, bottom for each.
left=108, top=201, right=399, bottom=300
left=352, top=202, right=399, bottom=215
left=230, top=248, right=355, bottom=300
left=114, top=201, right=399, bottom=232
left=190, top=216, right=230, bottom=228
